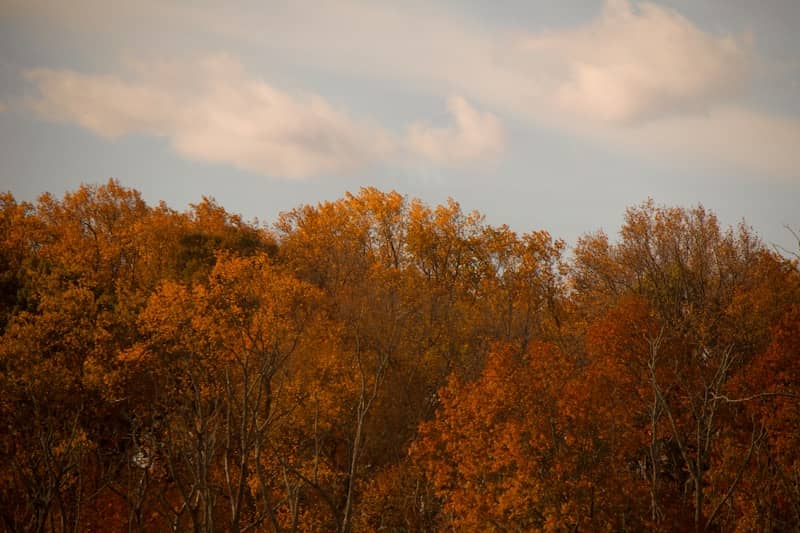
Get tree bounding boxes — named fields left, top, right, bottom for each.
left=115, top=254, right=322, bottom=532
left=573, top=200, right=795, bottom=531
left=415, top=342, right=593, bottom=531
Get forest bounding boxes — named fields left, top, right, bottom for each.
left=0, top=179, right=798, bottom=532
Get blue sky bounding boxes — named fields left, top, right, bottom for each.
left=1, top=0, right=798, bottom=251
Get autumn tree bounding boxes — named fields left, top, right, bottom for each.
left=0, top=180, right=155, bottom=531
left=0, top=181, right=281, bottom=531
left=414, top=342, right=598, bottom=530
left=107, top=253, right=322, bottom=532
left=4, top=181, right=798, bottom=533
left=572, top=201, right=797, bottom=531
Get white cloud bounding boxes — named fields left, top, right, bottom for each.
left=25, top=55, right=394, bottom=179
left=208, top=0, right=795, bottom=179
left=25, top=69, right=174, bottom=137
left=609, top=105, right=800, bottom=178
left=12, top=0, right=800, bottom=180
left=25, top=55, right=504, bottom=178
left=519, top=0, right=751, bottom=124
left=488, top=0, right=798, bottom=180
left=406, top=96, right=505, bottom=165
left=180, top=1, right=751, bottom=125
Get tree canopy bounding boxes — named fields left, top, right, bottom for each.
left=1, top=180, right=798, bottom=531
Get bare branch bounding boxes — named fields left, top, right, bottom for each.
left=711, top=391, right=797, bottom=404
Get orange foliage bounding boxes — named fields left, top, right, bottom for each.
left=1, top=184, right=797, bottom=532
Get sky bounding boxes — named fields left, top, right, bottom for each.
left=1, top=0, right=799, bottom=252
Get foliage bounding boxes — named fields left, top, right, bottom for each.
left=1, top=182, right=797, bottom=531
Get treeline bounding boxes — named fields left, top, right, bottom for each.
left=0, top=180, right=798, bottom=532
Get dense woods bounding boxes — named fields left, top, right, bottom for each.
left=1, top=179, right=798, bottom=532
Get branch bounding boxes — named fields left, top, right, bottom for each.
left=705, top=422, right=766, bottom=529
left=711, top=391, right=797, bottom=404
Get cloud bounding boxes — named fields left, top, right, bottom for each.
left=25, top=55, right=503, bottom=178
left=484, top=0, right=798, bottom=179
left=25, top=55, right=394, bottom=179
left=610, top=105, right=800, bottom=179
left=519, top=0, right=751, bottom=124
left=13, top=0, right=800, bottom=180
left=178, top=1, right=751, bottom=127
left=25, top=69, right=174, bottom=137
left=198, top=0, right=793, bottom=179
left=406, top=96, right=505, bottom=166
